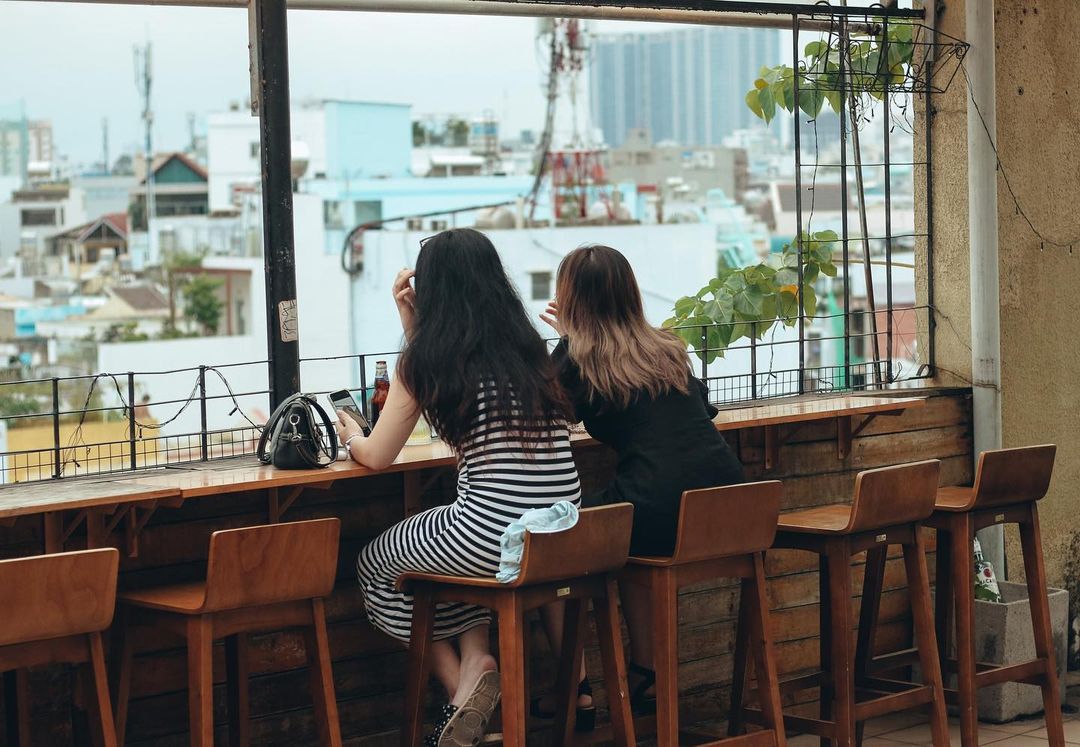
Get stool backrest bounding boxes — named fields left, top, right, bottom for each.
left=972, top=444, right=1056, bottom=508
left=515, top=503, right=633, bottom=587
left=204, top=518, right=341, bottom=612
left=0, top=548, right=118, bottom=647
left=849, top=460, right=941, bottom=533
left=670, top=481, right=782, bottom=563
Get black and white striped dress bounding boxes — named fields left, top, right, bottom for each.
left=356, top=382, right=581, bottom=643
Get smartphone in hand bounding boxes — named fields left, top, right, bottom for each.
left=329, top=389, right=372, bottom=436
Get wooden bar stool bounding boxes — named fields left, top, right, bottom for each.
left=735, top=461, right=949, bottom=747
left=398, top=503, right=637, bottom=747
left=622, top=481, right=787, bottom=747
left=860, top=445, right=1064, bottom=747
left=112, top=518, right=342, bottom=747
left=0, top=548, right=119, bottom=747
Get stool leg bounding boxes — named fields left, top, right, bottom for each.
left=110, top=608, right=134, bottom=744
left=854, top=546, right=887, bottom=684
left=818, top=554, right=834, bottom=747
left=903, top=531, right=949, bottom=747
left=305, top=599, right=343, bottom=747
left=87, top=632, right=118, bottom=747
left=225, top=634, right=250, bottom=747
left=401, top=585, right=436, bottom=747
left=1019, top=505, right=1065, bottom=747
left=497, top=594, right=527, bottom=747
left=933, top=525, right=954, bottom=677
left=553, top=598, right=586, bottom=746
left=749, top=554, right=786, bottom=747
left=650, top=567, right=679, bottom=747
left=594, top=577, right=636, bottom=747
left=186, top=616, right=214, bottom=747
left=854, top=545, right=887, bottom=747
left=826, top=542, right=854, bottom=747
left=728, top=577, right=752, bottom=737
left=951, top=514, right=978, bottom=747
left=3, top=669, right=31, bottom=747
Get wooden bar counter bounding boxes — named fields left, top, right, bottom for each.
left=0, top=390, right=972, bottom=745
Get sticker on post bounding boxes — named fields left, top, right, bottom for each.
left=278, top=299, right=298, bottom=342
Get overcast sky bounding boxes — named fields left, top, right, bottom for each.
left=1, top=4, right=663, bottom=166
left=0, top=1, right=887, bottom=166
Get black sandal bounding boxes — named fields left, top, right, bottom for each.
left=529, top=678, right=596, bottom=732
left=425, top=704, right=459, bottom=747
left=628, top=662, right=657, bottom=716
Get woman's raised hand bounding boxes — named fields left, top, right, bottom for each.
left=539, top=300, right=564, bottom=337
left=392, top=268, right=417, bottom=333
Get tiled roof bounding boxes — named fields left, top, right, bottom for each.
left=140, top=152, right=209, bottom=184
left=111, top=284, right=169, bottom=312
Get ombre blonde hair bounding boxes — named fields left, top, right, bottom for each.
left=556, top=245, right=691, bottom=408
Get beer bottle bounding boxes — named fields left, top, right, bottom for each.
left=371, top=361, right=390, bottom=426
left=973, top=537, right=1003, bottom=603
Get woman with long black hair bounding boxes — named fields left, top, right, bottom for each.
left=335, top=228, right=581, bottom=747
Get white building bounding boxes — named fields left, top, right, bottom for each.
left=207, top=100, right=413, bottom=212
left=0, top=184, right=87, bottom=262
left=96, top=193, right=351, bottom=438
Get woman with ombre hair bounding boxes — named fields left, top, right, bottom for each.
left=539, top=243, right=744, bottom=716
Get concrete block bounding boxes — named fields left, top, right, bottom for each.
left=972, top=580, right=1069, bottom=723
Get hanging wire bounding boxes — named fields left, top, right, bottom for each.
left=960, top=62, right=1080, bottom=252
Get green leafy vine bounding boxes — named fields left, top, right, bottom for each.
left=664, top=231, right=838, bottom=364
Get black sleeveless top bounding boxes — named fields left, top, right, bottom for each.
left=552, top=339, right=745, bottom=556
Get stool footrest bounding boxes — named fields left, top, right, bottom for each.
left=853, top=685, right=935, bottom=721
left=976, top=659, right=1048, bottom=688
left=744, top=708, right=835, bottom=738
left=699, top=731, right=777, bottom=747
left=869, top=648, right=919, bottom=674
left=774, top=671, right=827, bottom=697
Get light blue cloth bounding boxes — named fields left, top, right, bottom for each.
left=496, top=500, right=580, bottom=583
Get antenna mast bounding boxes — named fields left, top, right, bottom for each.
left=134, top=42, right=157, bottom=263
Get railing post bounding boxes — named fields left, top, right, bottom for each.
left=199, top=365, right=209, bottom=461
left=358, top=354, right=369, bottom=420
left=51, top=378, right=61, bottom=479
left=700, top=325, right=708, bottom=381
left=127, top=373, right=137, bottom=471
left=750, top=323, right=758, bottom=400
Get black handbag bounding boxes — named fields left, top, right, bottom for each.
left=257, top=393, right=339, bottom=469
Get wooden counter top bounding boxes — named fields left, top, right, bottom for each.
left=0, top=393, right=924, bottom=523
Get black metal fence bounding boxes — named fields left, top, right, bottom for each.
left=0, top=303, right=931, bottom=485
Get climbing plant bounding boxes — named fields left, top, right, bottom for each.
left=663, top=230, right=838, bottom=364
left=745, top=20, right=917, bottom=125
left=667, top=20, right=916, bottom=363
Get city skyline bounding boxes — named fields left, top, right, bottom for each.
left=2, top=3, right=800, bottom=170
left=590, top=26, right=784, bottom=148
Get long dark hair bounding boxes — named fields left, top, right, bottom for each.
left=556, top=245, right=691, bottom=408
left=397, top=228, right=570, bottom=452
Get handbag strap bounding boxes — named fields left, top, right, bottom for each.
left=257, top=393, right=340, bottom=467
left=303, top=395, right=340, bottom=466
left=257, top=394, right=298, bottom=464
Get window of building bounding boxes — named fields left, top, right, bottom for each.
left=323, top=201, right=344, bottom=229
left=249, top=142, right=260, bottom=159
left=20, top=208, right=56, bottom=227
left=530, top=271, right=552, bottom=302
left=354, top=200, right=382, bottom=226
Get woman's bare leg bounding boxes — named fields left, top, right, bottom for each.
left=430, top=640, right=461, bottom=700
left=452, top=625, right=497, bottom=708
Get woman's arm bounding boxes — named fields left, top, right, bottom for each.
left=335, top=381, right=421, bottom=471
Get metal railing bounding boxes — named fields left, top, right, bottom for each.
left=0, top=304, right=932, bottom=485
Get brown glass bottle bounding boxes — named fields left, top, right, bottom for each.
left=371, top=360, right=390, bottom=425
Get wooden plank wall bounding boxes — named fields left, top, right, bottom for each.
left=0, top=388, right=972, bottom=746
